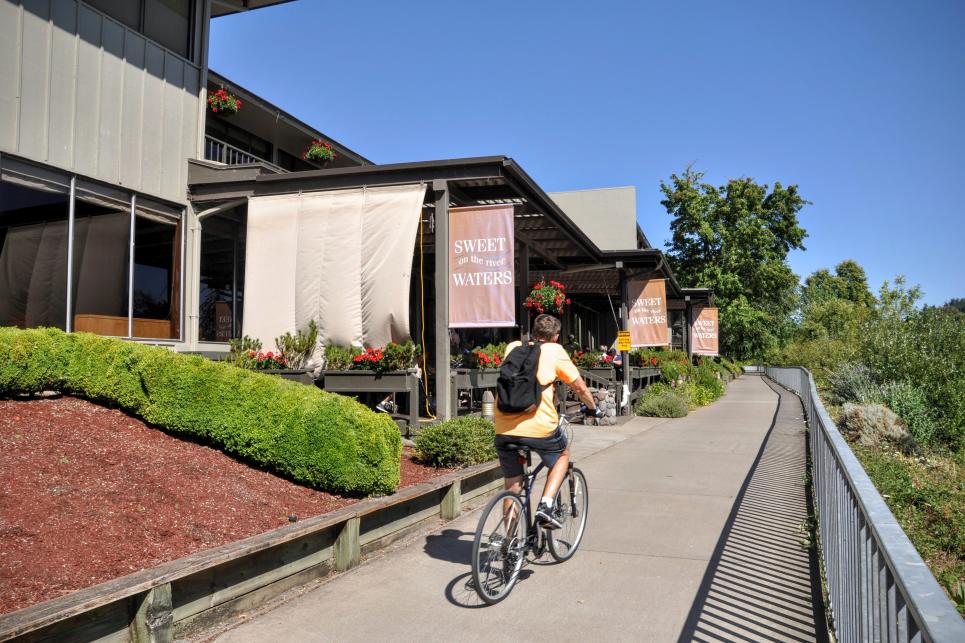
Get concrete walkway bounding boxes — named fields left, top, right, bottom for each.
left=200, top=376, right=826, bottom=642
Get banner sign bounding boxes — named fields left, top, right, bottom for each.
left=628, top=279, right=669, bottom=346
left=448, top=205, right=516, bottom=328
left=691, top=306, right=719, bottom=356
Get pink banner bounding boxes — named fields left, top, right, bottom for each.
left=691, top=306, right=719, bottom=356
left=448, top=205, right=516, bottom=328
left=628, top=279, right=669, bottom=347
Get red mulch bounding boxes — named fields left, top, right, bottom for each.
left=0, top=396, right=452, bottom=615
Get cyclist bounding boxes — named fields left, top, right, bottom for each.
left=495, top=314, right=603, bottom=529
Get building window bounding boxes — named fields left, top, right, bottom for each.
left=205, top=116, right=274, bottom=163
left=199, top=209, right=246, bottom=342
left=83, top=0, right=194, bottom=60
left=0, top=156, right=184, bottom=340
left=133, top=200, right=182, bottom=339
left=0, top=179, right=70, bottom=329
left=71, top=184, right=131, bottom=336
left=277, top=149, right=318, bottom=172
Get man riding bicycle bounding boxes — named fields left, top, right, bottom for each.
left=495, top=314, right=603, bottom=529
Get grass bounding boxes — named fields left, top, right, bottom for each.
left=849, top=444, right=965, bottom=614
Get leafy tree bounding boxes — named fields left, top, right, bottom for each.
left=801, top=260, right=875, bottom=309
left=661, top=167, right=808, bottom=359
left=942, top=298, right=965, bottom=314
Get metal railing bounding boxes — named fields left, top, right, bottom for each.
left=203, top=135, right=285, bottom=173
left=765, top=367, right=965, bottom=642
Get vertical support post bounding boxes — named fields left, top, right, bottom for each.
left=130, top=583, right=173, bottom=643
left=619, top=267, right=630, bottom=415
left=433, top=181, right=451, bottom=420
left=441, top=479, right=462, bottom=520
left=231, top=221, right=238, bottom=338
left=128, top=194, right=136, bottom=338
left=335, top=516, right=361, bottom=571
left=65, top=176, right=76, bottom=332
left=685, top=298, right=693, bottom=360
left=518, top=242, right=530, bottom=339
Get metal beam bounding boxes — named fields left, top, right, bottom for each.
left=514, top=230, right=564, bottom=270
left=433, top=181, right=451, bottom=420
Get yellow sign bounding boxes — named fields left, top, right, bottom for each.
left=617, top=330, right=631, bottom=352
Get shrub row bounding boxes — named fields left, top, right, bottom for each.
left=0, top=327, right=401, bottom=496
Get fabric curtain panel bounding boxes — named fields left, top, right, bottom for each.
left=243, top=184, right=425, bottom=364
left=0, top=221, right=68, bottom=328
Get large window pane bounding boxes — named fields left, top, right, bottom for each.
left=0, top=181, right=69, bottom=329
left=199, top=211, right=245, bottom=342
left=144, top=0, right=191, bottom=58
left=71, top=188, right=131, bottom=336
left=83, top=0, right=142, bottom=30
left=133, top=202, right=182, bottom=339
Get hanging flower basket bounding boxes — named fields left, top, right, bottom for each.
left=303, top=139, right=337, bottom=165
left=524, top=280, right=570, bottom=316
left=207, top=88, right=241, bottom=115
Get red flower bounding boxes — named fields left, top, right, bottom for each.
left=212, top=107, right=218, bottom=112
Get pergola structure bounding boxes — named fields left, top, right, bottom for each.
left=188, top=156, right=713, bottom=419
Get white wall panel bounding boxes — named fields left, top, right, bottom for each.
left=0, top=0, right=23, bottom=152
left=18, top=0, right=51, bottom=161
left=96, top=17, right=124, bottom=184
left=74, top=3, right=102, bottom=178
left=119, top=31, right=145, bottom=188
left=0, top=0, right=202, bottom=204
left=47, top=1, right=78, bottom=169
left=141, top=42, right=165, bottom=197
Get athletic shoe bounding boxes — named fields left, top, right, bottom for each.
left=375, top=402, right=390, bottom=413
left=535, top=502, right=562, bottom=530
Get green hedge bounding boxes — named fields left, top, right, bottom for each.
left=414, top=417, right=497, bottom=468
left=0, top=327, right=401, bottom=496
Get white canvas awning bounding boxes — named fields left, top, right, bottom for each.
left=242, top=184, right=426, bottom=363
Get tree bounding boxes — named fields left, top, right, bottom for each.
left=661, top=167, right=809, bottom=359
left=942, top=298, right=965, bottom=314
left=801, top=260, right=875, bottom=309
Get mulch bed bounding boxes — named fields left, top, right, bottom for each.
left=0, top=396, right=452, bottom=615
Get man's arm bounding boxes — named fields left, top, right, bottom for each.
left=567, top=375, right=598, bottom=410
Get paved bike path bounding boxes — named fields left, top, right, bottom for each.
left=204, top=376, right=823, bottom=642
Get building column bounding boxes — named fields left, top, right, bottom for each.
left=518, top=242, right=530, bottom=339
left=433, top=181, right=451, bottom=421
left=685, top=297, right=693, bottom=359
left=619, top=267, right=630, bottom=415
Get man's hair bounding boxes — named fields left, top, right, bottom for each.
left=532, top=314, right=562, bottom=341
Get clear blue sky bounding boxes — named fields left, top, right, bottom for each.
left=210, top=0, right=964, bottom=306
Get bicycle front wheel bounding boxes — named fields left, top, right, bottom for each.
left=471, top=491, right=527, bottom=604
left=548, top=467, right=589, bottom=562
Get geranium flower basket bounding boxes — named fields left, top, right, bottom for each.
left=524, top=280, right=570, bottom=316
left=303, top=139, right=337, bottom=165
left=207, top=88, right=241, bottom=115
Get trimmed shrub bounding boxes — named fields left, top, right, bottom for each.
left=0, top=327, right=401, bottom=496
left=839, top=402, right=916, bottom=454
left=323, top=344, right=362, bottom=370
left=414, top=417, right=497, bottom=467
left=880, top=381, right=941, bottom=450
left=634, top=385, right=689, bottom=418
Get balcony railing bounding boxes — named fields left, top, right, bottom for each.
left=203, top=135, right=285, bottom=173
left=764, top=366, right=965, bottom=643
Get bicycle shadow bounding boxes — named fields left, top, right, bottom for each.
left=423, top=528, right=474, bottom=565
left=445, top=569, right=536, bottom=609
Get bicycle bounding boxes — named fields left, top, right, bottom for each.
left=470, top=414, right=589, bottom=604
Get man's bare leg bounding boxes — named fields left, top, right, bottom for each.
left=541, top=448, right=570, bottom=501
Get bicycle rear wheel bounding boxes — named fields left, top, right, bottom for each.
left=472, top=491, right=527, bottom=604
left=548, top=467, right=589, bottom=562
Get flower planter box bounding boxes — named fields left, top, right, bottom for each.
left=318, top=369, right=421, bottom=430
left=449, top=368, right=501, bottom=416
left=259, top=368, right=315, bottom=385
left=631, top=367, right=661, bottom=380
left=579, top=367, right=617, bottom=385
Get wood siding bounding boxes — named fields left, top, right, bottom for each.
left=0, top=0, right=201, bottom=204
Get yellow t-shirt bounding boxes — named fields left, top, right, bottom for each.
left=494, top=341, right=580, bottom=438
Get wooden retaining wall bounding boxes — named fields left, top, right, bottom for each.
left=0, top=462, right=503, bottom=642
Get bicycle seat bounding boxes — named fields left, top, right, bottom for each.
left=499, top=441, right=530, bottom=453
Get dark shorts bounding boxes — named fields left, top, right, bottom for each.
left=494, top=427, right=569, bottom=478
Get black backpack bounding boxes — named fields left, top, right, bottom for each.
left=496, top=342, right=544, bottom=413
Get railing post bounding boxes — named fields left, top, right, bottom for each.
left=441, top=480, right=461, bottom=520
left=130, top=583, right=173, bottom=643
left=335, top=516, right=361, bottom=571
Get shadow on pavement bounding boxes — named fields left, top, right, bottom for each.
left=676, top=379, right=829, bottom=643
